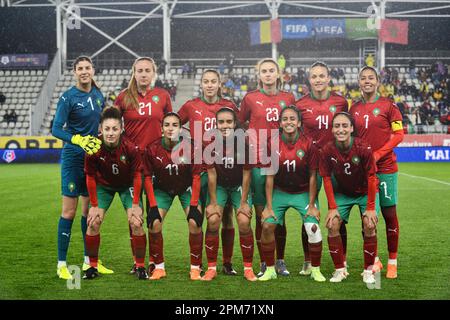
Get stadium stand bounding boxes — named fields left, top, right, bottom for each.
left=0, top=69, right=47, bottom=136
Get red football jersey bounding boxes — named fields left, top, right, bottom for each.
left=319, top=137, right=377, bottom=197
left=178, top=97, right=238, bottom=143
left=143, top=138, right=202, bottom=195
left=114, top=87, right=173, bottom=151
left=205, top=137, right=253, bottom=188
left=296, top=92, right=348, bottom=148
left=238, top=89, right=295, bottom=166
left=273, top=133, right=318, bottom=194
left=84, top=136, right=141, bottom=189
left=349, top=96, right=403, bottom=173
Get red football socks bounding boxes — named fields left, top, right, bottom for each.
left=189, top=232, right=203, bottom=267
left=85, top=234, right=100, bottom=268
left=205, top=230, right=219, bottom=268
left=327, top=235, right=345, bottom=269
left=132, top=234, right=147, bottom=268
left=149, top=231, right=164, bottom=265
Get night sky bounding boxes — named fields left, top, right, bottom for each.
left=1, top=6, right=449, bottom=59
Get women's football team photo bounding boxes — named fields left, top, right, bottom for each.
left=52, top=55, right=403, bottom=285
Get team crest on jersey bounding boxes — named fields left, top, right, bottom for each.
left=152, top=95, right=160, bottom=103
left=372, top=108, right=381, bottom=116
left=351, top=155, right=360, bottom=165
left=296, top=149, right=305, bottom=159
left=120, top=154, right=127, bottom=163
left=279, top=100, right=287, bottom=108
left=68, top=182, right=76, bottom=193
left=329, top=105, right=337, bottom=113
left=96, top=99, right=101, bottom=107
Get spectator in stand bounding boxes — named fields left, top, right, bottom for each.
left=7, top=109, right=17, bottom=125
left=0, top=91, right=6, bottom=105
left=227, top=53, right=235, bottom=73
left=158, top=58, right=167, bottom=75
left=169, top=80, right=177, bottom=102
left=277, top=54, right=286, bottom=73
left=408, top=59, right=416, bottom=79
left=121, top=78, right=128, bottom=90
left=189, top=61, right=196, bottom=79
left=182, top=62, right=190, bottom=79
left=248, top=77, right=258, bottom=91
left=365, top=54, right=375, bottom=67
left=218, top=61, right=225, bottom=76
left=338, top=68, right=345, bottom=81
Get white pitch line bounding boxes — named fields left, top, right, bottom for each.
left=399, top=172, right=450, bottom=187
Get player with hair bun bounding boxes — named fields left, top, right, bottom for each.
left=142, top=112, right=204, bottom=281
left=295, top=61, right=349, bottom=276
left=52, top=55, right=113, bottom=280
left=320, top=112, right=380, bottom=285
left=178, top=69, right=240, bottom=276
left=350, top=66, right=404, bottom=279
left=83, top=107, right=147, bottom=280
left=238, top=58, right=296, bottom=277
left=258, top=106, right=325, bottom=282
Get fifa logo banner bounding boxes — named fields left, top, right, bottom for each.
left=281, top=19, right=313, bottom=39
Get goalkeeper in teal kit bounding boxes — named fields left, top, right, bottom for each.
left=52, top=56, right=113, bottom=280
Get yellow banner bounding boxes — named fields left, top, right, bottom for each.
left=260, top=20, right=272, bottom=44
left=0, top=136, right=63, bottom=149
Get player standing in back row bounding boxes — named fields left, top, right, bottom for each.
left=238, top=58, right=295, bottom=277
left=114, top=57, right=173, bottom=274
left=350, top=66, right=404, bottom=279
left=295, top=61, right=348, bottom=276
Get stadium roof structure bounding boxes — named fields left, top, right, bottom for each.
left=4, top=0, right=450, bottom=71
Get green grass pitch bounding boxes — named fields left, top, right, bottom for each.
left=0, top=163, right=449, bottom=300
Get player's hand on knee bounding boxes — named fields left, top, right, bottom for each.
left=362, top=209, right=378, bottom=229
left=261, top=207, right=276, bottom=223
left=237, top=202, right=252, bottom=219
left=325, top=209, right=341, bottom=229
left=206, top=203, right=220, bottom=219
left=305, top=203, right=320, bottom=222
left=129, top=205, right=143, bottom=227
left=87, top=206, right=102, bottom=227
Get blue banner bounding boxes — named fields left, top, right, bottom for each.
left=394, top=147, right=450, bottom=162
left=281, top=19, right=313, bottom=39
left=0, top=54, right=48, bottom=69
left=313, top=19, right=346, bottom=39
left=1, top=149, right=61, bottom=164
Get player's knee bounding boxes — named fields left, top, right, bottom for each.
left=150, top=219, right=162, bottom=233
left=188, top=219, right=201, bottom=233
left=62, top=209, right=76, bottom=220
left=207, top=216, right=220, bottom=232
left=237, top=215, right=250, bottom=231
left=363, top=221, right=376, bottom=236
left=262, top=222, right=275, bottom=235
left=304, top=222, right=322, bottom=243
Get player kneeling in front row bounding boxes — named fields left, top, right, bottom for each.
left=203, top=107, right=257, bottom=282
left=142, top=112, right=204, bottom=280
left=259, top=106, right=325, bottom=282
left=84, top=107, right=148, bottom=280
left=320, top=112, right=380, bottom=285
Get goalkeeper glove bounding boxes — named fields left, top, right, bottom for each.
left=71, top=134, right=102, bottom=155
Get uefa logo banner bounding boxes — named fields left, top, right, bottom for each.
left=2, top=150, right=16, bottom=163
